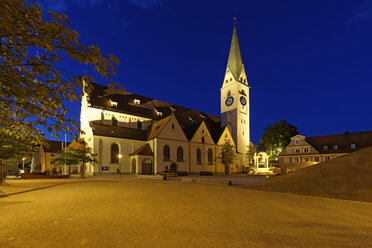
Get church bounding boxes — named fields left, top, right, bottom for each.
left=80, top=23, right=267, bottom=176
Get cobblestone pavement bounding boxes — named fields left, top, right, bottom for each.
left=1, top=177, right=372, bottom=248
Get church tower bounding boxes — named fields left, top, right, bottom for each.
left=220, top=20, right=250, bottom=154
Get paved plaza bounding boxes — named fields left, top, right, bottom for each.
left=1, top=177, right=372, bottom=248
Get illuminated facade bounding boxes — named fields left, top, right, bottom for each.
left=278, top=132, right=372, bottom=173
left=79, top=23, right=253, bottom=175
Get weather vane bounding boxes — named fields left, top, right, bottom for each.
left=234, top=9, right=237, bottom=23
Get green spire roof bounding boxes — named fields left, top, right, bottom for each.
left=226, top=22, right=243, bottom=80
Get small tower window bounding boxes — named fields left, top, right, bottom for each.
left=227, top=90, right=231, bottom=97
left=230, top=78, right=232, bottom=81
left=172, top=124, right=175, bottom=129
left=202, top=137, right=205, bottom=143
left=134, top=99, right=140, bottom=105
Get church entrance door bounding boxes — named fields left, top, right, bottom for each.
left=142, top=159, right=153, bottom=175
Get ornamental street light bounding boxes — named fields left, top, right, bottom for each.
left=117, top=154, right=123, bottom=178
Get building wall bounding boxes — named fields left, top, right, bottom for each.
left=155, top=138, right=189, bottom=173
left=279, top=135, right=347, bottom=173
left=92, top=135, right=146, bottom=174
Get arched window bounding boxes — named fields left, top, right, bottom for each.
left=208, top=149, right=213, bottom=164
left=201, top=137, right=205, bottom=143
left=196, top=148, right=202, bottom=164
left=163, top=145, right=170, bottom=161
left=227, top=90, right=231, bottom=97
left=177, top=146, right=183, bottom=162
left=112, top=116, right=118, bottom=126
left=111, top=143, right=119, bottom=163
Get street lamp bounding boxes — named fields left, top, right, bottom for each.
left=117, top=154, right=123, bottom=178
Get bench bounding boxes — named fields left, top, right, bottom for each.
left=136, top=175, right=166, bottom=180
left=176, top=171, right=189, bottom=176
left=199, top=171, right=213, bottom=176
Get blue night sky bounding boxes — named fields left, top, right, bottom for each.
left=38, top=0, right=372, bottom=144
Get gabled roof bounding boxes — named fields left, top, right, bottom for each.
left=182, top=122, right=202, bottom=140
left=87, top=83, right=221, bottom=125
left=43, top=140, right=70, bottom=153
left=306, top=131, right=372, bottom=154
left=130, top=143, right=153, bottom=156
left=90, top=121, right=148, bottom=141
left=226, top=22, right=243, bottom=80
left=147, top=115, right=172, bottom=140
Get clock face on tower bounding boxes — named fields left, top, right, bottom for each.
left=240, top=96, right=246, bottom=106
left=225, top=97, right=234, bottom=106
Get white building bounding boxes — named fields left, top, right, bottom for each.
left=80, top=22, right=256, bottom=176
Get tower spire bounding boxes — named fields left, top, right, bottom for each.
left=226, top=19, right=243, bottom=81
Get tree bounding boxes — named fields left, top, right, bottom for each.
left=0, top=130, right=38, bottom=185
left=258, top=120, right=299, bottom=162
left=220, top=140, right=236, bottom=176
left=245, top=141, right=256, bottom=169
left=0, top=0, right=119, bottom=160
left=51, top=140, right=96, bottom=177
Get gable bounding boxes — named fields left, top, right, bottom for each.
left=156, top=115, right=188, bottom=141
left=217, top=126, right=235, bottom=146
left=147, top=115, right=172, bottom=140
left=287, top=135, right=309, bottom=147
left=222, top=69, right=237, bottom=88
left=190, top=121, right=215, bottom=144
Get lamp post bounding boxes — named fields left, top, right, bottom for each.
left=118, top=154, right=123, bottom=178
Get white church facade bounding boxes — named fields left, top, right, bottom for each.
left=79, top=23, right=268, bottom=176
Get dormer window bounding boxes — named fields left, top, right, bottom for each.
left=110, top=100, right=118, bottom=108
left=323, top=146, right=328, bottom=151
left=333, top=145, right=338, bottom=150
left=295, top=140, right=300, bottom=145
left=134, top=99, right=140, bottom=105
left=351, top=144, right=356, bottom=149
left=155, top=109, right=163, bottom=117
